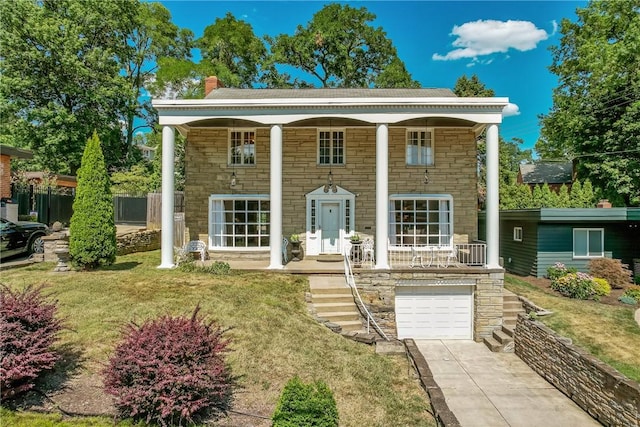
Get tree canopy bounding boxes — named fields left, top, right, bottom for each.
left=537, top=0, right=640, bottom=206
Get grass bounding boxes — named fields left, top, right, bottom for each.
left=1, top=251, right=434, bottom=427
left=505, top=274, right=640, bottom=382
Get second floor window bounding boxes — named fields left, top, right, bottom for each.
left=230, top=130, right=255, bottom=165
left=406, top=129, right=433, bottom=166
left=318, top=130, right=345, bottom=165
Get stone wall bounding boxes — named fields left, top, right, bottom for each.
left=515, top=316, right=640, bottom=426
left=116, top=230, right=161, bottom=255
left=354, top=268, right=504, bottom=341
left=184, top=126, right=478, bottom=245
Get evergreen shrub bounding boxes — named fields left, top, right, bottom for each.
left=69, top=131, right=116, bottom=269
left=272, top=376, right=338, bottom=427
left=103, top=306, right=234, bottom=426
left=588, top=258, right=633, bottom=289
left=622, top=285, right=640, bottom=303
left=0, top=285, right=62, bottom=400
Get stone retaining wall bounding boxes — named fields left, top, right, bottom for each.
left=116, top=230, right=161, bottom=255
left=515, top=315, right=640, bottom=426
left=353, top=268, right=504, bottom=341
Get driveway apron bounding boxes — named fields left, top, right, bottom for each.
left=415, top=340, right=601, bottom=427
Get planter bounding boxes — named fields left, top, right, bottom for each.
left=350, top=241, right=363, bottom=267
left=290, top=241, right=302, bottom=261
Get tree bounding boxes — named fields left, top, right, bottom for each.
left=539, top=183, right=558, bottom=207
left=264, top=4, right=418, bottom=88
left=69, top=131, right=116, bottom=269
left=537, top=0, right=640, bottom=206
left=0, top=0, right=135, bottom=174
left=556, top=184, right=571, bottom=208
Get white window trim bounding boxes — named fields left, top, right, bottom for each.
left=513, top=227, right=523, bottom=242
left=388, top=194, right=453, bottom=249
left=228, top=128, right=256, bottom=166
left=405, top=127, right=434, bottom=166
left=572, top=228, right=604, bottom=259
left=208, top=194, right=270, bottom=251
left=317, top=128, right=346, bottom=166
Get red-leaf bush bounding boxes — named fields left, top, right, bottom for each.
left=103, top=306, right=234, bottom=426
left=588, top=258, right=632, bottom=289
left=0, top=284, right=63, bottom=400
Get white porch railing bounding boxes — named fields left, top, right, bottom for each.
left=380, top=243, right=488, bottom=269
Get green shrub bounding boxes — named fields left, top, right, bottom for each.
left=622, top=285, right=640, bottom=303
left=69, top=131, right=116, bottom=270
left=634, top=275, right=640, bottom=285
left=591, top=278, right=611, bottom=297
left=272, top=376, right=338, bottom=427
left=618, top=295, right=638, bottom=305
left=546, top=262, right=576, bottom=280
left=588, top=258, right=632, bottom=289
left=550, top=272, right=600, bottom=300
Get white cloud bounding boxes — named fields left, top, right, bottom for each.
left=432, top=20, right=549, bottom=63
left=502, top=103, right=521, bottom=117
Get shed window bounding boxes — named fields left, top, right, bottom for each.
left=573, top=228, right=603, bottom=258
left=513, top=227, right=523, bottom=242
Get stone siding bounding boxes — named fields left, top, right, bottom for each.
left=353, top=269, right=504, bottom=341
left=184, top=127, right=478, bottom=244
left=515, top=316, right=640, bottom=426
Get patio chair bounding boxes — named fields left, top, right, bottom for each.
left=185, top=240, right=209, bottom=262
left=282, top=236, right=289, bottom=263
left=362, top=237, right=375, bottom=266
left=410, top=246, right=425, bottom=268
left=441, top=246, right=460, bottom=267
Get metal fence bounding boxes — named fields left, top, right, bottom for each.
left=12, top=184, right=74, bottom=225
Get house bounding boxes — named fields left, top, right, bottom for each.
left=22, top=172, right=77, bottom=191
left=0, top=144, right=34, bottom=221
left=152, top=76, right=509, bottom=341
left=479, top=208, right=640, bottom=277
left=136, top=144, right=156, bottom=161
left=517, top=162, right=574, bottom=192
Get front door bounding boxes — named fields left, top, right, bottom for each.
left=321, top=202, right=340, bottom=253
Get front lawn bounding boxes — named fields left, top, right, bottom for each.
left=505, top=274, right=640, bottom=382
left=1, top=251, right=433, bottom=427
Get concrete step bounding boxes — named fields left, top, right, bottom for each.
left=313, top=302, right=356, bottom=311
left=502, top=325, right=515, bottom=338
left=503, top=294, right=521, bottom=303
left=503, top=301, right=524, bottom=310
left=317, top=311, right=360, bottom=322
left=310, top=286, right=351, bottom=295
left=503, top=316, right=519, bottom=327
left=492, top=329, right=513, bottom=345
left=483, top=336, right=502, bottom=352
left=311, top=293, right=354, bottom=304
left=335, top=320, right=362, bottom=332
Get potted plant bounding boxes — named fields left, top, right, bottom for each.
left=349, top=233, right=363, bottom=266
left=290, top=233, right=302, bottom=261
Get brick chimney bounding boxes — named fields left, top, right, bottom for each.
left=204, top=76, right=224, bottom=96
left=596, top=199, right=612, bottom=208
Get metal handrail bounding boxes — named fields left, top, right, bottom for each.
left=343, top=253, right=390, bottom=341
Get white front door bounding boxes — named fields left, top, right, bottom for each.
left=320, top=202, right=340, bottom=253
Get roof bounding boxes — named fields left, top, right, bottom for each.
left=519, top=162, right=573, bottom=184
left=0, top=144, right=33, bottom=160
left=205, top=87, right=457, bottom=100
left=23, top=172, right=77, bottom=185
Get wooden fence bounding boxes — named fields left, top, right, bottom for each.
left=146, top=192, right=185, bottom=230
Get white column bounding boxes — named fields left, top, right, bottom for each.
left=485, top=123, right=500, bottom=268
left=375, top=123, right=390, bottom=269
left=158, top=125, right=175, bottom=269
left=268, top=124, right=283, bottom=269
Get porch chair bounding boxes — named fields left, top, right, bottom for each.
left=282, top=236, right=289, bottom=263
left=442, top=245, right=460, bottom=268
left=185, top=240, right=209, bottom=262
left=410, top=246, right=426, bottom=268
left=362, top=237, right=375, bottom=266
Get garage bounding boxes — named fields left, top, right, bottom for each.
left=395, top=285, right=473, bottom=340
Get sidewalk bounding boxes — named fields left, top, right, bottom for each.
left=415, top=340, right=600, bottom=427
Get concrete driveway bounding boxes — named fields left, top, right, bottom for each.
left=415, top=340, right=601, bottom=427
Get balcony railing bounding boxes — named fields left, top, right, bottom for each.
left=346, top=242, right=487, bottom=269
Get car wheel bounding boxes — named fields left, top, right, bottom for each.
left=30, top=236, right=45, bottom=254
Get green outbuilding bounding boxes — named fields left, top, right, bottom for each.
left=479, top=208, right=640, bottom=278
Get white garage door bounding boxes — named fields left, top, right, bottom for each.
left=396, top=286, right=473, bottom=339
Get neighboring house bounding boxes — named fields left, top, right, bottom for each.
left=0, top=144, right=33, bottom=221
left=517, top=162, right=574, bottom=192
left=479, top=208, right=640, bottom=278
left=137, top=144, right=156, bottom=161
left=152, top=76, right=509, bottom=341
left=22, top=172, right=77, bottom=191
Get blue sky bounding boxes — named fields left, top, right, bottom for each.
left=159, top=0, right=587, bottom=154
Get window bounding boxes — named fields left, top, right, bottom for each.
left=229, top=130, right=255, bottom=165
left=389, top=195, right=452, bottom=247
left=209, top=195, right=269, bottom=249
left=318, top=129, right=345, bottom=165
left=406, top=129, right=433, bottom=166
left=573, top=228, right=604, bottom=258
left=513, top=227, right=523, bottom=242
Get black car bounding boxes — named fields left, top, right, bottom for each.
left=0, top=218, right=49, bottom=260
